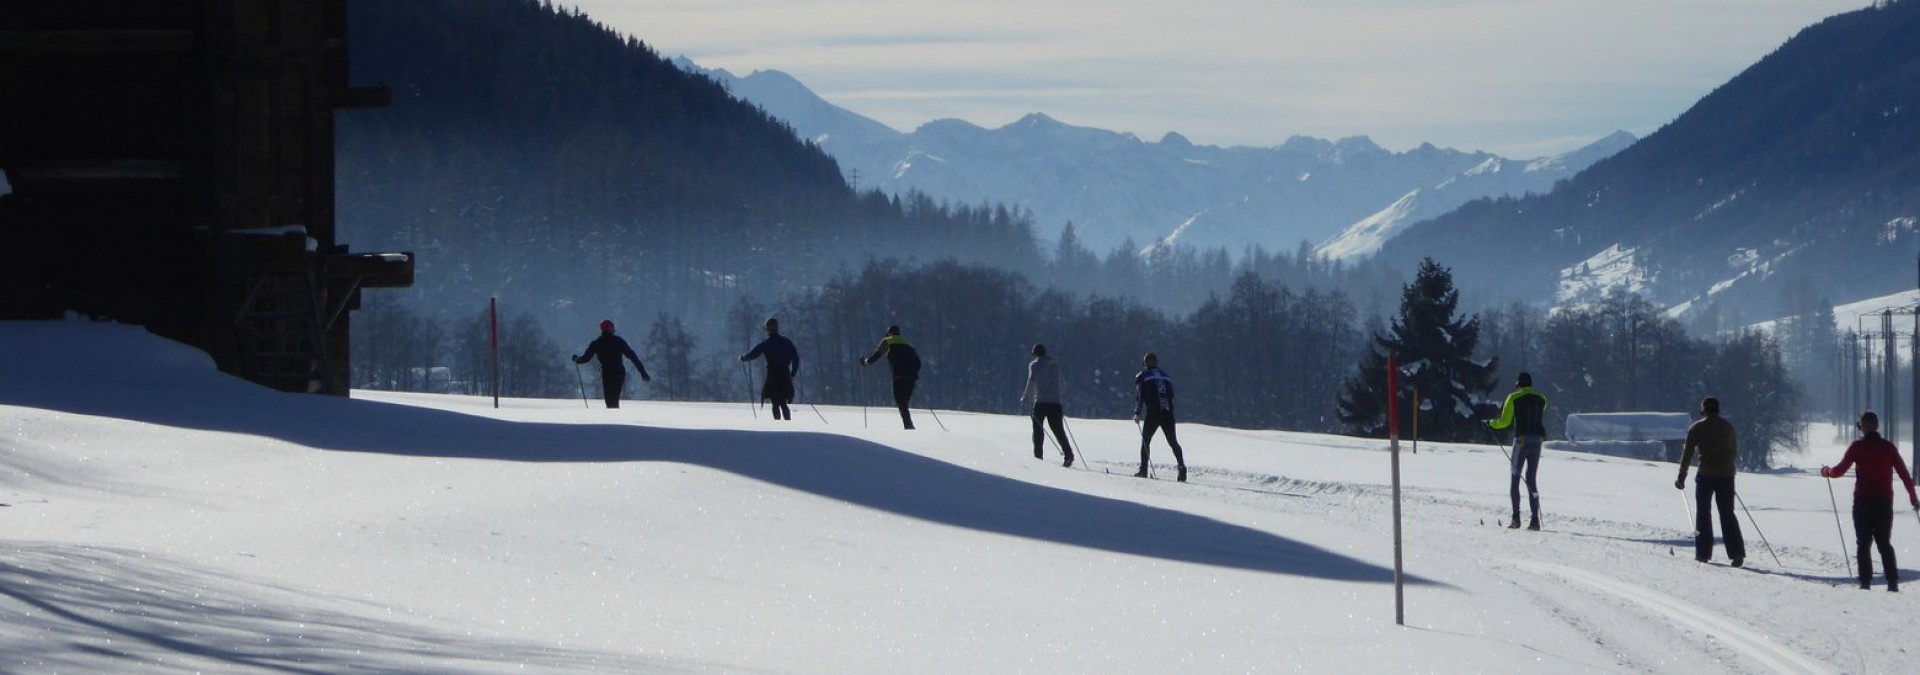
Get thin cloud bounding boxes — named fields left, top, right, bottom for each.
left=572, top=0, right=1869, bottom=156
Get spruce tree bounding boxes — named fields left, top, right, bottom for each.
left=1338, top=258, right=1498, bottom=440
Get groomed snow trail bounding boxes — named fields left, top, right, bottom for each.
left=1516, top=561, right=1833, bottom=675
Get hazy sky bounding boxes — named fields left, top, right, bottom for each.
left=571, top=0, right=1868, bottom=157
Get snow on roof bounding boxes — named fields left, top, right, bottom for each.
left=1565, top=411, right=1692, bottom=441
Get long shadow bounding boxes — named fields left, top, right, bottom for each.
left=0, top=542, right=688, bottom=673
left=2, top=379, right=1417, bottom=583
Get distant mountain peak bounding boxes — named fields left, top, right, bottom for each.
left=1013, top=112, right=1063, bottom=128
left=1331, top=136, right=1384, bottom=154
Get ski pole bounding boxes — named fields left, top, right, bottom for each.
left=1826, top=476, right=1854, bottom=578
left=1480, top=423, right=1512, bottom=462
left=799, top=384, right=828, bottom=424
left=1062, top=416, right=1089, bottom=471
left=926, top=406, right=947, bottom=431
left=1735, top=492, right=1781, bottom=567
left=742, top=361, right=757, bottom=419
left=572, top=362, right=589, bottom=409
left=1133, top=417, right=1144, bottom=473
left=1681, top=487, right=1697, bottom=538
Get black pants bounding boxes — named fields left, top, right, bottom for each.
left=1140, top=412, right=1185, bottom=470
left=1854, top=496, right=1897, bottom=586
left=1509, top=435, right=1542, bottom=520
left=1694, top=476, right=1746, bottom=562
left=892, top=376, right=917, bottom=428
left=1031, top=402, right=1071, bottom=460
left=599, top=368, right=625, bottom=408
left=763, top=372, right=794, bottom=421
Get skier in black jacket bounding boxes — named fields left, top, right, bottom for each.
left=573, top=319, right=650, bottom=408
left=741, top=317, right=801, bottom=421
left=859, top=325, right=921, bottom=429
left=1132, top=352, right=1186, bottom=481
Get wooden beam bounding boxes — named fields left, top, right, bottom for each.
left=0, top=30, right=193, bottom=54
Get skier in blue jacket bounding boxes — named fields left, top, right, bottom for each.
left=1132, top=352, right=1186, bottom=481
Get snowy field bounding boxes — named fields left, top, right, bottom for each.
left=0, top=320, right=1911, bottom=674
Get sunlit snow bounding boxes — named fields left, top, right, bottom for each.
left=1, top=320, right=1910, bottom=673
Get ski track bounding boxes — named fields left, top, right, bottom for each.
left=1173, top=461, right=1862, bottom=674
left=1512, top=561, right=1834, bottom=675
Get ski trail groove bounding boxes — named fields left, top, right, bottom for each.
left=1514, top=561, right=1833, bottom=675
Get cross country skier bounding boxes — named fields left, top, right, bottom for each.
left=859, top=325, right=921, bottom=429
left=741, top=317, right=800, bottom=421
left=1487, top=372, right=1547, bottom=529
left=1676, top=396, right=1745, bottom=566
left=1821, top=411, right=1919, bottom=591
left=1132, top=352, right=1186, bottom=482
left=573, top=319, right=650, bottom=409
left=1019, top=343, right=1073, bottom=467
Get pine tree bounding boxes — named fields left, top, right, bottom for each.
left=1337, top=258, right=1497, bottom=440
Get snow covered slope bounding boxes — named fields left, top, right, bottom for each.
left=1318, top=132, right=1637, bottom=260
left=0, top=319, right=1905, bottom=673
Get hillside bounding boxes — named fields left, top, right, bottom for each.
left=336, top=0, right=1040, bottom=330
left=1377, top=0, right=1920, bottom=322
left=1, top=318, right=1909, bottom=673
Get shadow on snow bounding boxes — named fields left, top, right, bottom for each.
left=0, top=543, right=696, bottom=673
left=5, top=375, right=1414, bottom=585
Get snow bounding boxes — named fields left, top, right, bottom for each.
left=1882, top=216, right=1916, bottom=244
left=1752, top=288, right=1920, bottom=337
left=1316, top=189, right=1422, bottom=260
left=1565, top=412, right=1693, bottom=442
left=2, top=319, right=1913, bottom=673
left=1556, top=243, right=1653, bottom=305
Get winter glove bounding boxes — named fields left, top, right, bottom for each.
left=1674, top=474, right=1686, bottom=490
left=1911, top=492, right=1919, bottom=510
left=1820, top=465, right=1835, bottom=479
left=859, top=357, right=870, bottom=366
left=640, top=371, right=652, bottom=382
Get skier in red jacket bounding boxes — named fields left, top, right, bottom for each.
left=1820, top=410, right=1919, bottom=591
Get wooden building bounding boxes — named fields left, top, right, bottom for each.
left=0, top=0, right=411, bottom=395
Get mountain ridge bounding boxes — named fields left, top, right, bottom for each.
left=683, top=60, right=1631, bottom=256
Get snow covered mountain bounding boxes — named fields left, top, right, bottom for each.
left=682, top=60, right=1632, bottom=256
left=1318, top=132, right=1638, bottom=260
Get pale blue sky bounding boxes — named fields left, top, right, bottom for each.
left=571, top=0, right=1867, bottom=157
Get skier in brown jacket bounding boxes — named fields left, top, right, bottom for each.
left=1676, top=396, right=1744, bottom=566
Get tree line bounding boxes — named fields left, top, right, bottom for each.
left=1339, top=259, right=1809, bottom=469
left=355, top=253, right=1368, bottom=433
left=357, top=254, right=1813, bottom=468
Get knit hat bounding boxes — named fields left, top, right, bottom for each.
left=1515, top=372, right=1532, bottom=387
